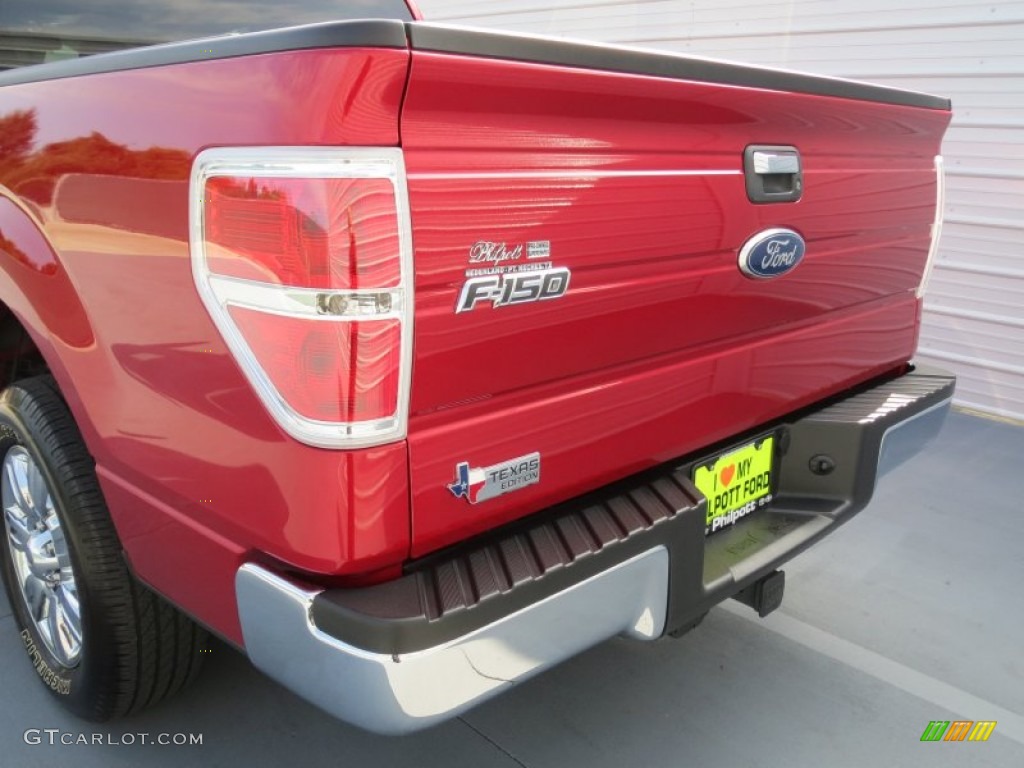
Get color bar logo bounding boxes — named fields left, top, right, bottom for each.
left=920, top=720, right=997, bottom=742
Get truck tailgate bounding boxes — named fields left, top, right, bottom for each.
left=399, top=26, right=951, bottom=556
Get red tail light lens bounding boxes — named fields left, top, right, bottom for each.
left=204, top=176, right=401, bottom=290
left=191, top=148, right=413, bottom=448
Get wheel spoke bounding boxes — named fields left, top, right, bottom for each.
left=57, top=582, right=80, bottom=618
left=56, top=586, right=83, bottom=650
left=22, top=574, right=47, bottom=621
left=25, top=458, right=51, bottom=521
left=3, top=505, right=32, bottom=553
left=5, top=456, right=39, bottom=527
left=45, top=600, right=63, bottom=661
left=27, top=530, right=59, bottom=577
left=48, top=522, right=71, bottom=566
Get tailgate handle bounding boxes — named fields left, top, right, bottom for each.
left=743, top=145, right=803, bottom=203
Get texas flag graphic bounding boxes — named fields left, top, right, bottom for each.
left=447, top=462, right=488, bottom=504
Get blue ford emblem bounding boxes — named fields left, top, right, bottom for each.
left=738, top=228, right=806, bottom=279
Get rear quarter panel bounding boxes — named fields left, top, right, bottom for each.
left=0, top=47, right=411, bottom=643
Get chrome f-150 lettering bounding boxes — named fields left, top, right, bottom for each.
left=455, top=267, right=571, bottom=313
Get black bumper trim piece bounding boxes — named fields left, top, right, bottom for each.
left=315, top=471, right=704, bottom=654
left=312, top=365, right=955, bottom=655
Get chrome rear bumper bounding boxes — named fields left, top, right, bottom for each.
left=236, top=548, right=668, bottom=735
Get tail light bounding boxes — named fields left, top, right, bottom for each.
left=190, top=147, right=413, bottom=448
left=917, top=155, right=945, bottom=298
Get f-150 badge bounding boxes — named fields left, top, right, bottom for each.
left=448, top=452, right=541, bottom=504
left=456, top=240, right=569, bottom=313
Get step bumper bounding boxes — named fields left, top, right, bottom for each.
left=236, top=365, right=954, bottom=734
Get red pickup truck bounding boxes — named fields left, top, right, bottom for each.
left=0, top=1, right=954, bottom=734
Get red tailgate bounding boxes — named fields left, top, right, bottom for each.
left=399, top=33, right=950, bottom=557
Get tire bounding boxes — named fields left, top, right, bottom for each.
left=0, top=375, right=207, bottom=720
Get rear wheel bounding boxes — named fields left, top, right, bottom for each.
left=0, top=375, right=207, bottom=720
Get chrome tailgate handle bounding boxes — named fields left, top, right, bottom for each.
left=752, top=151, right=800, bottom=175
left=744, top=145, right=803, bottom=203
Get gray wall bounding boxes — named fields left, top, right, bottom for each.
left=419, top=0, right=1024, bottom=421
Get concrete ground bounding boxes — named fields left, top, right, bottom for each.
left=1, top=409, right=1022, bottom=767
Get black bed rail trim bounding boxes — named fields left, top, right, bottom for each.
left=0, top=18, right=950, bottom=112
left=0, top=19, right=409, bottom=87
left=406, top=22, right=951, bottom=111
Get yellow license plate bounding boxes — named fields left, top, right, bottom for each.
left=694, top=435, right=775, bottom=535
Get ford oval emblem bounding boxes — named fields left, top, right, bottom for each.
left=738, top=228, right=806, bottom=279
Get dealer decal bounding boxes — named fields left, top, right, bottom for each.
left=448, top=452, right=541, bottom=505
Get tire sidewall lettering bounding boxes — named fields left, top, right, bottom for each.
left=20, top=629, right=72, bottom=695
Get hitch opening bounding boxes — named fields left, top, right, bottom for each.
left=732, top=570, right=785, bottom=618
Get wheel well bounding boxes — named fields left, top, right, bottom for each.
left=0, top=304, right=49, bottom=390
